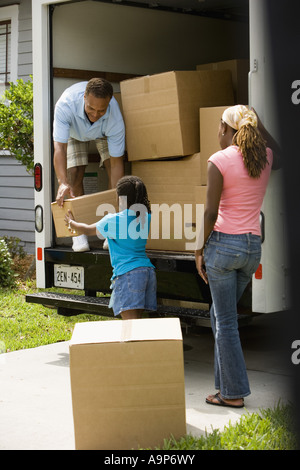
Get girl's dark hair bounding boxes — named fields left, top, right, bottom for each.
left=232, top=125, right=268, bottom=178
left=116, top=176, right=151, bottom=213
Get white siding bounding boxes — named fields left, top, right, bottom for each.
left=0, top=0, right=33, bottom=253
left=18, top=0, right=32, bottom=79
left=0, top=157, right=35, bottom=254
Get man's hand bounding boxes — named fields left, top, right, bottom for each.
left=53, top=141, right=72, bottom=206
left=56, top=182, right=74, bottom=207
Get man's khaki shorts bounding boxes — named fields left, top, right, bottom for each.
left=67, top=137, right=110, bottom=169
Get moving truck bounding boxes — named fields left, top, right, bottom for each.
left=26, top=0, right=289, bottom=326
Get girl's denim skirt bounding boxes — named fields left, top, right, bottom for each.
left=109, top=266, right=157, bottom=316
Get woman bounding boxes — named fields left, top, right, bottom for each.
left=65, top=175, right=156, bottom=320
left=195, top=105, right=280, bottom=408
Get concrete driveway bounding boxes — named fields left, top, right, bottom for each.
left=0, top=312, right=294, bottom=450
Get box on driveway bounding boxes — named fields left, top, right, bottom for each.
left=69, top=317, right=186, bottom=450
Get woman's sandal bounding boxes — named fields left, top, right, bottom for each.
left=206, top=392, right=244, bottom=408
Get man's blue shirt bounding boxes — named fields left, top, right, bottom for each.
left=53, top=81, right=125, bottom=157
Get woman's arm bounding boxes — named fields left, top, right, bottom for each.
left=195, top=162, right=223, bottom=283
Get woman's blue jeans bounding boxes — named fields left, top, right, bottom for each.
left=204, top=231, right=261, bottom=399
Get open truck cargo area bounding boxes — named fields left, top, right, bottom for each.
left=26, top=247, right=213, bottom=323
left=27, top=0, right=289, bottom=325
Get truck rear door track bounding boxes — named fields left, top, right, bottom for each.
left=26, top=291, right=211, bottom=319
left=25, top=291, right=252, bottom=327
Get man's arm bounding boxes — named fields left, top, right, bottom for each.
left=53, top=141, right=74, bottom=206
left=110, top=155, right=124, bottom=189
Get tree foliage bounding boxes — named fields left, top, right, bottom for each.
left=0, top=77, right=34, bottom=174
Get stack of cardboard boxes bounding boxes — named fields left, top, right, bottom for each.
left=121, top=67, right=237, bottom=251
left=196, top=59, right=249, bottom=105
left=52, top=60, right=248, bottom=252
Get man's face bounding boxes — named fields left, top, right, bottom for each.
left=84, top=93, right=111, bottom=123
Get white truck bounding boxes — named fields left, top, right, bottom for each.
left=26, top=0, right=289, bottom=325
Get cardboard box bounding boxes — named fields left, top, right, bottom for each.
left=120, top=70, right=234, bottom=161
left=132, top=155, right=206, bottom=251
left=197, top=59, right=249, bottom=104
left=69, top=318, right=186, bottom=450
left=51, top=188, right=117, bottom=238
left=113, top=92, right=127, bottom=152
left=113, top=92, right=123, bottom=116
left=199, top=106, right=228, bottom=184
left=194, top=185, right=207, bottom=205
left=146, top=185, right=206, bottom=252
left=132, top=153, right=201, bottom=186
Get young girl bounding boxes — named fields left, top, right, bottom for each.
left=64, top=175, right=156, bottom=320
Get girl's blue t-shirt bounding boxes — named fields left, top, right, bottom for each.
left=96, top=209, right=154, bottom=279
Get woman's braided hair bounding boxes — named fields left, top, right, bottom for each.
left=222, top=105, right=268, bottom=179
left=232, top=124, right=267, bottom=179
left=116, top=176, right=151, bottom=220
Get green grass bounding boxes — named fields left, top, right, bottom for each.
left=0, top=280, right=110, bottom=352
left=159, top=401, right=298, bottom=450
left=0, top=276, right=298, bottom=450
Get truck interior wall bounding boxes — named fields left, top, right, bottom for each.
left=52, top=0, right=249, bottom=102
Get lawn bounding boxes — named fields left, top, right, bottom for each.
left=0, top=254, right=108, bottom=352
left=159, top=401, right=298, bottom=450
left=0, top=254, right=298, bottom=450
left=0, top=283, right=105, bottom=352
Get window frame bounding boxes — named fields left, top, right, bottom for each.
left=0, top=5, right=18, bottom=86
left=0, top=19, right=12, bottom=85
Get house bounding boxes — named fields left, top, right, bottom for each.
left=0, top=0, right=34, bottom=254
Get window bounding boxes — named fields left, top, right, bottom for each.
left=0, top=20, right=11, bottom=85
left=0, top=5, right=18, bottom=90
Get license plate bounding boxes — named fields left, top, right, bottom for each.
left=54, top=264, right=84, bottom=289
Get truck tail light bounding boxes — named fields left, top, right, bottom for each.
left=34, top=163, right=42, bottom=191
left=255, top=264, right=263, bottom=280
left=35, top=205, right=43, bottom=233
left=37, top=247, right=43, bottom=261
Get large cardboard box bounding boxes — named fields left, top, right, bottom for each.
left=197, top=59, right=249, bottom=104
left=199, top=106, right=229, bottom=184
left=132, top=155, right=206, bottom=251
left=69, top=318, right=186, bottom=450
left=120, top=70, right=234, bottom=161
left=51, top=189, right=117, bottom=238
left=146, top=185, right=206, bottom=252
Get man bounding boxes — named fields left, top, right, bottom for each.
left=53, top=78, right=125, bottom=252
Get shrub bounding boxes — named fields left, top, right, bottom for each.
left=3, top=236, right=26, bottom=259
left=0, top=238, right=16, bottom=288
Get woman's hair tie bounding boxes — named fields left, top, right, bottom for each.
left=222, top=105, right=258, bottom=131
